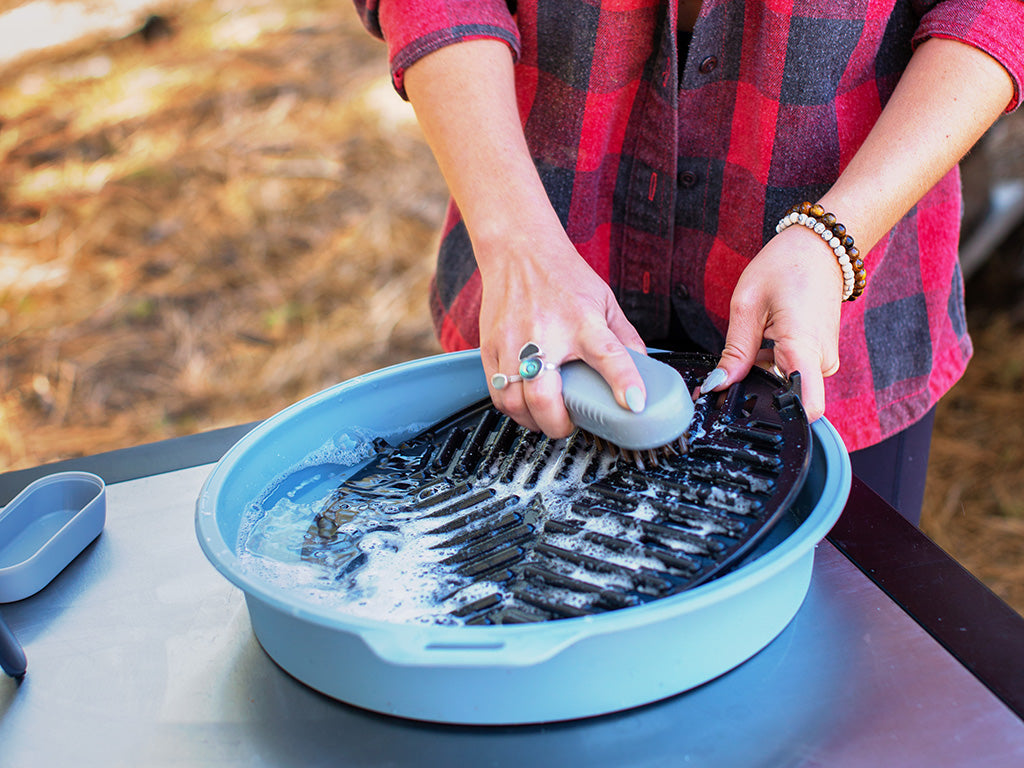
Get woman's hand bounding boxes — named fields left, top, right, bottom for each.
left=475, top=220, right=647, bottom=437
left=705, top=225, right=843, bottom=422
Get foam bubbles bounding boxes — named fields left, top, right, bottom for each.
left=235, top=430, right=624, bottom=626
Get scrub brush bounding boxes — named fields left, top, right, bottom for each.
left=560, top=349, right=695, bottom=465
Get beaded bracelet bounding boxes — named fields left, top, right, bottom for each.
left=775, top=202, right=866, bottom=301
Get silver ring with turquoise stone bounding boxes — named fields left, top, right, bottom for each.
left=492, top=342, right=556, bottom=389
left=518, top=355, right=555, bottom=381
left=516, top=341, right=557, bottom=382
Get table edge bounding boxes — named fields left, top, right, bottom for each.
left=828, top=477, right=1024, bottom=719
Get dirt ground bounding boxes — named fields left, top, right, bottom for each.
left=2, top=0, right=1023, bottom=612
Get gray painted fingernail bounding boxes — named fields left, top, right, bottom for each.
left=625, top=385, right=645, bottom=413
left=700, top=367, right=728, bottom=394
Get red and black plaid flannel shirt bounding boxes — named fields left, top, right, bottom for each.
left=354, top=0, right=1024, bottom=451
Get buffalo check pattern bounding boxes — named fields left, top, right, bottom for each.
left=354, top=0, right=1024, bottom=451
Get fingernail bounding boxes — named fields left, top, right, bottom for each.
left=625, top=385, right=645, bottom=413
left=700, top=367, right=728, bottom=394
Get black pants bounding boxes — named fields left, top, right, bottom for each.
left=848, top=407, right=936, bottom=526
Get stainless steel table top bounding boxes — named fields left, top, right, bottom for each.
left=2, top=463, right=1023, bottom=767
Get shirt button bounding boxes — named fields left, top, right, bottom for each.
left=698, top=56, right=718, bottom=75
left=673, top=284, right=690, bottom=300
left=678, top=170, right=698, bottom=188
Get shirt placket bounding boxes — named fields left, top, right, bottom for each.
left=671, top=5, right=740, bottom=351
left=614, top=2, right=678, bottom=340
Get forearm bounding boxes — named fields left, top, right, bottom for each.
left=818, top=37, right=1014, bottom=253
left=403, top=39, right=561, bottom=267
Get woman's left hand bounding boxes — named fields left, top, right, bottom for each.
left=704, top=224, right=844, bottom=422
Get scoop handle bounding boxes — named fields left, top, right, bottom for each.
left=0, top=610, right=27, bottom=678
left=560, top=349, right=694, bottom=451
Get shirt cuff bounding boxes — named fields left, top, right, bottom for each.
left=915, top=0, right=1024, bottom=112
left=377, top=0, right=521, bottom=98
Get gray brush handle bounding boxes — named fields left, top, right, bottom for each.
left=560, top=349, right=694, bottom=451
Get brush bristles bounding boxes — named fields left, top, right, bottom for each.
left=583, top=432, right=689, bottom=469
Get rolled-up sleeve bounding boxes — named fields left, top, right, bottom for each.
left=914, top=0, right=1024, bottom=111
left=353, top=0, right=521, bottom=97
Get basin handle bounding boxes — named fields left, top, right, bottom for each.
left=356, top=623, right=593, bottom=667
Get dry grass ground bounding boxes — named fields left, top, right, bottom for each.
left=1, top=0, right=445, bottom=456
left=2, top=0, right=1022, bottom=612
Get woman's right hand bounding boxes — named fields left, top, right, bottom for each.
left=474, top=216, right=647, bottom=438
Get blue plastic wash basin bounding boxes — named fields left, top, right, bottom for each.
left=196, top=350, right=851, bottom=725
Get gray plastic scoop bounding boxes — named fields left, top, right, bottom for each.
left=0, top=471, right=106, bottom=603
left=560, top=349, right=695, bottom=451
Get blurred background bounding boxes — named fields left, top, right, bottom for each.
left=1, top=0, right=1022, bottom=612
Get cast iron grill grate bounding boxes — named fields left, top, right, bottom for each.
left=301, top=353, right=811, bottom=624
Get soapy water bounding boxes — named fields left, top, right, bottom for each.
left=236, top=427, right=650, bottom=626
left=236, top=434, right=758, bottom=625
left=239, top=496, right=473, bottom=626
left=234, top=430, right=419, bottom=611
left=234, top=392, right=794, bottom=627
